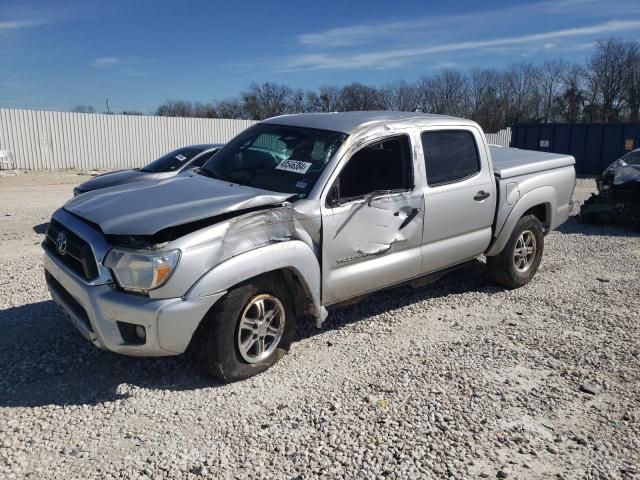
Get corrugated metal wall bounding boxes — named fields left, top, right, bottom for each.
left=510, top=123, right=640, bottom=174
left=485, top=127, right=511, bottom=148
left=0, top=108, right=515, bottom=170
left=0, top=108, right=257, bottom=170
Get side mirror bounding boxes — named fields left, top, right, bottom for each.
left=327, top=184, right=341, bottom=208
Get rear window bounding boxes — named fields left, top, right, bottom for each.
left=140, top=147, right=205, bottom=173
left=421, top=131, right=480, bottom=186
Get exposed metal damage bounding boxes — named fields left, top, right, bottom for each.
left=580, top=152, right=640, bottom=229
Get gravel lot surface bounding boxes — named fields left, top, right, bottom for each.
left=0, top=172, right=639, bottom=479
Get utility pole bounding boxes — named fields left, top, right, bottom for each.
left=105, top=98, right=111, bottom=114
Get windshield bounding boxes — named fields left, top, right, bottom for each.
left=201, top=124, right=347, bottom=196
left=140, top=147, right=206, bottom=173
left=620, top=150, right=640, bottom=166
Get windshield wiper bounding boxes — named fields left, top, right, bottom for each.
left=201, top=167, right=237, bottom=184
left=242, top=165, right=272, bottom=188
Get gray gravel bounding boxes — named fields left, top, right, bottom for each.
left=1, top=173, right=639, bottom=479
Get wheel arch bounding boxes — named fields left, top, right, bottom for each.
left=185, top=240, right=324, bottom=324
left=487, top=186, right=556, bottom=256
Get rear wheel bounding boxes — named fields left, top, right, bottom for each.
left=487, top=214, right=544, bottom=289
left=190, top=275, right=295, bottom=382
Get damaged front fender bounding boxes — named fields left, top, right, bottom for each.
left=148, top=201, right=322, bottom=302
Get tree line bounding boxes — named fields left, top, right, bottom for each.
left=76, top=38, right=640, bottom=132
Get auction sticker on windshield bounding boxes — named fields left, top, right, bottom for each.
left=275, top=159, right=312, bottom=174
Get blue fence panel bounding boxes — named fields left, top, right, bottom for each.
left=510, top=123, right=640, bottom=175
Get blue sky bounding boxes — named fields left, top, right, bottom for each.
left=2, top=0, right=640, bottom=113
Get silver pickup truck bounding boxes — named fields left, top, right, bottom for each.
left=43, top=112, right=575, bottom=381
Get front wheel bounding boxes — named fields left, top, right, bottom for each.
left=487, top=214, right=544, bottom=289
left=190, top=275, right=295, bottom=382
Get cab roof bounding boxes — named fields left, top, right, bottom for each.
left=261, top=111, right=476, bottom=135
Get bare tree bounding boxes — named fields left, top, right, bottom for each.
left=214, top=99, right=247, bottom=119
left=319, top=86, right=342, bottom=112
left=623, top=43, right=640, bottom=122
left=241, top=82, right=292, bottom=120
left=558, top=64, right=586, bottom=123
left=152, top=38, right=640, bottom=128
left=155, top=100, right=194, bottom=117
left=71, top=105, right=95, bottom=113
left=467, top=69, right=504, bottom=131
left=289, top=89, right=323, bottom=113
left=381, top=80, right=419, bottom=111
left=538, top=60, right=567, bottom=122
left=504, top=63, right=542, bottom=124
left=192, top=102, right=217, bottom=118
left=338, top=82, right=385, bottom=111
left=416, top=70, right=469, bottom=116
left=303, top=91, right=323, bottom=113
left=585, top=38, right=638, bottom=122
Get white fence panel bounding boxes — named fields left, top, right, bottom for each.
left=485, top=127, right=512, bottom=147
left=0, top=108, right=257, bottom=170
left=0, top=108, right=516, bottom=170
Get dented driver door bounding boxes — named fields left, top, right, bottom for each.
left=321, top=190, right=424, bottom=305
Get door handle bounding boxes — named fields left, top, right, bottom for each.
left=394, top=207, right=420, bottom=217
left=395, top=207, right=421, bottom=229
left=474, top=190, right=490, bottom=201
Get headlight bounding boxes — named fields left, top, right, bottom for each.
left=104, top=248, right=180, bottom=293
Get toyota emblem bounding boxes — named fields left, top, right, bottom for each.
left=56, top=232, right=67, bottom=254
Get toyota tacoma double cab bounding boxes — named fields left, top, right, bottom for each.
left=43, top=112, right=576, bottom=381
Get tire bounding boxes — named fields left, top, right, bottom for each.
left=190, top=274, right=296, bottom=382
left=487, top=214, right=544, bottom=289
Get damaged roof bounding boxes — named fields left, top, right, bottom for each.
left=262, top=111, right=474, bottom=134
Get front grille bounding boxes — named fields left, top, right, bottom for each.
left=45, top=219, right=99, bottom=281
left=45, top=270, right=93, bottom=333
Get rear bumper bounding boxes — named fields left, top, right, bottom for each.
left=44, top=248, right=224, bottom=356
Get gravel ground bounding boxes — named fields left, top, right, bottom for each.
left=0, top=172, right=639, bottom=480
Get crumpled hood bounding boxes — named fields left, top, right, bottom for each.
left=77, top=169, right=148, bottom=192
left=604, top=159, right=640, bottom=185
left=64, top=174, right=292, bottom=235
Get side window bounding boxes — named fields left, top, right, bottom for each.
left=421, top=130, right=480, bottom=186
left=338, top=136, right=413, bottom=200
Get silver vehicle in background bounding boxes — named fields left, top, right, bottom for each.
left=43, top=112, right=576, bottom=381
left=73, top=144, right=223, bottom=195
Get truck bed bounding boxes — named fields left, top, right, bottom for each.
left=490, top=146, right=575, bottom=179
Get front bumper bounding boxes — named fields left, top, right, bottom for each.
left=44, top=247, right=224, bottom=356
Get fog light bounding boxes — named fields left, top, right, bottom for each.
left=116, top=321, right=146, bottom=344
left=135, top=325, right=146, bottom=341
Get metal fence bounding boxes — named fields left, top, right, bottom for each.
left=485, top=127, right=512, bottom=148
left=511, top=123, right=640, bottom=174
left=0, top=108, right=514, bottom=170
left=0, top=108, right=257, bottom=170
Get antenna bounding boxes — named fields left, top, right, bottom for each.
left=105, top=99, right=111, bottom=114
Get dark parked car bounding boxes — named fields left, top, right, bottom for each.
left=73, top=144, right=223, bottom=195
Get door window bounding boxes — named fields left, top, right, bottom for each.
left=421, top=131, right=480, bottom=186
left=337, top=136, right=413, bottom=201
